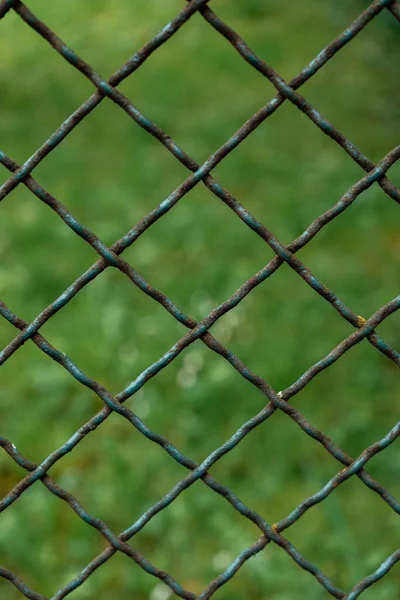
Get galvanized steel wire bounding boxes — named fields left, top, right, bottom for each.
left=0, top=0, right=399, bottom=598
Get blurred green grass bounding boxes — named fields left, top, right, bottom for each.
left=0, top=1, right=399, bottom=599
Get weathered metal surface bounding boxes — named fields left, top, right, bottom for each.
left=0, top=1, right=399, bottom=599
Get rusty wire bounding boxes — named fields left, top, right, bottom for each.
left=0, top=0, right=399, bottom=598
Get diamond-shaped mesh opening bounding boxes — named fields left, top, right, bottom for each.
left=0, top=341, right=97, bottom=464
left=132, top=481, right=260, bottom=592
left=52, top=409, right=189, bottom=534
left=0, top=483, right=104, bottom=596
left=31, top=98, right=191, bottom=244
left=209, top=405, right=341, bottom=525
left=212, top=262, right=353, bottom=385
left=0, top=1, right=399, bottom=599
left=286, top=475, right=400, bottom=591
left=301, top=7, right=400, bottom=158
left=205, top=544, right=323, bottom=600
left=119, top=339, right=267, bottom=463
left=211, top=99, right=365, bottom=242
left=119, top=11, right=276, bottom=161
left=282, top=340, right=400, bottom=460
left=0, top=9, right=93, bottom=161
left=215, top=1, right=374, bottom=81
left=0, top=184, right=95, bottom=320
left=38, top=266, right=187, bottom=391
left=299, top=183, right=399, bottom=318
left=23, top=0, right=187, bottom=80
left=125, top=184, right=275, bottom=317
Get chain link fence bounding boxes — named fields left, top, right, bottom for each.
left=0, top=0, right=399, bottom=598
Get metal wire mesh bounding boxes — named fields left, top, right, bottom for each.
left=0, top=0, right=399, bottom=598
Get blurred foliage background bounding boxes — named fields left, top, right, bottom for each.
left=0, top=1, right=399, bottom=599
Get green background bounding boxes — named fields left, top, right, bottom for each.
left=0, top=1, right=399, bottom=599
